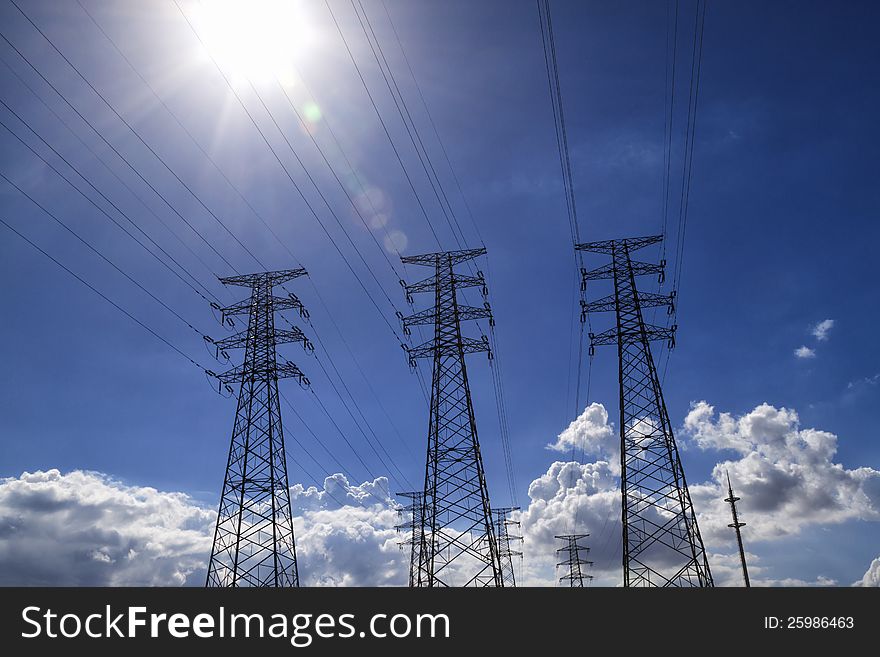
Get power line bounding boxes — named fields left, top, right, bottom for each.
left=8, top=0, right=270, bottom=271
left=307, top=339, right=415, bottom=491
left=173, top=0, right=405, bottom=343
left=0, top=171, right=207, bottom=339
left=174, top=1, right=422, bottom=493
left=74, top=0, right=297, bottom=286
left=0, top=103, right=217, bottom=305
left=7, top=2, right=418, bottom=512
left=0, top=30, right=239, bottom=273
left=351, top=0, right=470, bottom=251
left=322, top=0, right=445, bottom=250
left=363, top=2, right=516, bottom=503
left=78, top=1, right=420, bottom=474
left=537, top=0, right=583, bottom=252
left=270, top=75, right=406, bottom=282
left=0, top=51, right=224, bottom=298
left=239, top=77, right=406, bottom=319
left=671, top=0, right=707, bottom=295
left=0, top=215, right=207, bottom=371
left=379, top=0, right=486, bottom=248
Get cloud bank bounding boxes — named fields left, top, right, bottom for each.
left=1, top=399, right=876, bottom=587
left=0, top=469, right=405, bottom=586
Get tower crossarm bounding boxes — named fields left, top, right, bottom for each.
left=400, top=247, right=486, bottom=267
left=214, top=327, right=310, bottom=351
left=575, top=234, right=713, bottom=587
left=215, top=360, right=308, bottom=386
left=581, top=291, right=675, bottom=314
left=402, top=272, right=486, bottom=299
left=404, top=335, right=491, bottom=362
left=219, top=268, right=307, bottom=288
left=581, top=260, right=665, bottom=282
left=207, top=269, right=307, bottom=588
left=400, top=247, right=502, bottom=587
left=575, top=234, right=662, bottom=255
left=588, top=324, right=677, bottom=348
left=219, top=293, right=307, bottom=317
left=402, top=303, right=492, bottom=330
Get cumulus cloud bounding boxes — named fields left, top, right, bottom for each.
left=546, top=402, right=615, bottom=457
left=0, top=469, right=406, bottom=586
left=517, top=400, right=880, bottom=586
left=794, top=345, right=816, bottom=359
left=854, top=557, right=880, bottom=587
left=0, top=469, right=213, bottom=586
left=811, top=319, right=835, bottom=341
left=684, top=401, right=880, bottom=544
left=290, top=474, right=406, bottom=587
left=5, top=398, right=875, bottom=588
left=517, top=459, right=619, bottom=586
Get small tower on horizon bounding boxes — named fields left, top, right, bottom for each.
left=724, top=471, right=751, bottom=588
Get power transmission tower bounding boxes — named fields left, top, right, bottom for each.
left=577, top=235, right=713, bottom=587
left=400, top=247, right=503, bottom=587
left=555, top=534, right=593, bottom=587
left=206, top=269, right=312, bottom=587
left=495, top=507, right=523, bottom=587
left=724, top=471, right=750, bottom=587
left=395, top=491, right=424, bottom=588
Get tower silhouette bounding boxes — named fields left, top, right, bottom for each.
left=577, top=235, right=713, bottom=587
left=555, top=534, right=593, bottom=587
left=724, top=471, right=750, bottom=587
left=495, top=507, right=523, bottom=587
left=400, top=247, right=502, bottom=587
left=206, top=269, right=311, bottom=587
left=395, top=491, right=424, bottom=588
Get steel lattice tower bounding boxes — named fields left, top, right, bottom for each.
left=400, top=247, right=503, bottom=587
left=206, top=269, right=311, bottom=587
left=555, top=534, right=593, bottom=587
left=495, top=507, right=523, bottom=587
left=577, top=235, right=713, bottom=587
left=395, top=491, right=424, bottom=588
left=724, top=471, right=751, bottom=587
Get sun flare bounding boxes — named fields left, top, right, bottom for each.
left=192, top=0, right=317, bottom=83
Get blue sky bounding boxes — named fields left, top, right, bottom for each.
left=0, top=0, right=878, bottom=586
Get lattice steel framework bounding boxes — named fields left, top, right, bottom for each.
left=577, top=235, right=713, bottom=587
left=395, top=491, right=424, bottom=588
left=495, top=507, right=522, bottom=587
left=206, top=269, right=311, bottom=587
left=724, top=471, right=751, bottom=587
left=400, top=247, right=503, bottom=587
left=555, top=534, right=593, bottom=587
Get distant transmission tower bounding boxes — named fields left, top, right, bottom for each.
left=395, top=491, right=424, bottom=588
left=400, top=247, right=503, bottom=587
left=555, top=534, right=593, bottom=587
left=495, top=507, right=523, bottom=587
left=577, top=235, right=713, bottom=587
left=724, top=471, right=750, bottom=587
left=206, top=269, right=312, bottom=587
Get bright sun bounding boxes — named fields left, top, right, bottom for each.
left=192, top=0, right=317, bottom=83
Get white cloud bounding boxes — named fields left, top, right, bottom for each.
left=546, top=402, right=615, bottom=456
left=0, top=469, right=213, bottom=586
left=794, top=345, right=816, bottom=359
left=847, top=373, right=880, bottom=390
left=5, top=398, right=876, bottom=588
left=0, top=469, right=406, bottom=586
left=684, top=401, right=880, bottom=544
left=290, top=474, right=406, bottom=587
left=517, top=459, right=620, bottom=586
left=854, top=557, right=880, bottom=587
left=811, top=319, right=835, bottom=341
left=517, top=400, right=880, bottom=586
